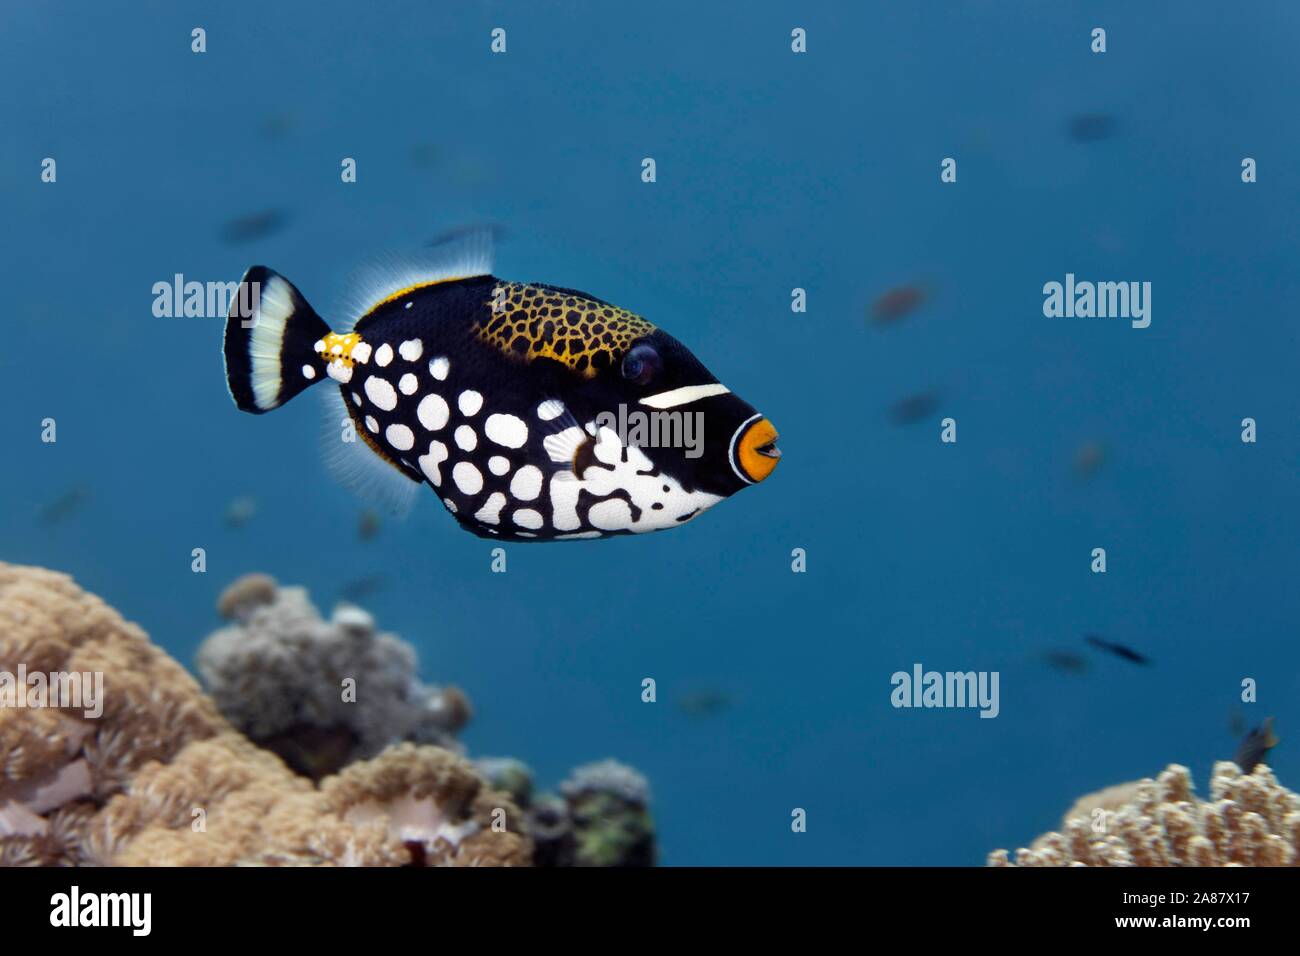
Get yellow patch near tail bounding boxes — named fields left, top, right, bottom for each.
left=317, top=331, right=365, bottom=366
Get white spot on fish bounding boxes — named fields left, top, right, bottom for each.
left=458, top=390, right=483, bottom=416
left=474, top=492, right=507, bottom=526
left=513, top=508, right=544, bottom=530
left=364, top=376, right=398, bottom=411
left=453, top=461, right=483, bottom=495
left=443, top=498, right=457, bottom=513
left=454, top=425, right=477, bottom=451
left=417, top=393, right=449, bottom=431
left=419, top=440, right=449, bottom=485
left=399, top=339, right=423, bottom=362
left=485, top=413, right=528, bottom=449
left=386, top=424, right=414, bottom=451
left=302, top=364, right=316, bottom=380
left=375, top=343, right=394, bottom=367
left=351, top=342, right=372, bottom=364
left=399, top=373, right=418, bottom=395
left=510, top=465, right=543, bottom=501
left=430, top=356, right=450, bottom=381
left=488, top=456, right=511, bottom=476
left=365, top=415, right=379, bottom=434
left=537, top=399, right=565, bottom=421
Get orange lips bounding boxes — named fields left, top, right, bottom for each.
left=736, top=417, right=781, bottom=483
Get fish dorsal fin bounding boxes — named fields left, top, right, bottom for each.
left=338, top=228, right=495, bottom=331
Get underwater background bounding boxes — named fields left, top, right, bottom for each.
left=4, top=1, right=1299, bottom=865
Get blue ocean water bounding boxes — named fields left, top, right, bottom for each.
left=4, top=1, right=1299, bottom=865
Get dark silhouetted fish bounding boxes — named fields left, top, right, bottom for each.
left=1067, top=113, right=1118, bottom=143
left=1043, top=649, right=1089, bottom=674
left=889, top=391, right=941, bottom=426
left=357, top=509, right=381, bottom=541
left=259, top=113, right=296, bottom=140
left=1084, top=634, right=1150, bottom=666
left=225, top=495, right=257, bottom=529
left=1073, top=440, right=1106, bottom=479
left=427, top=223, right=508, bottom=247
left=221, top=209, right=290, bottom=244
left=339, top=574, right=386, bottom=602
left=39, top=487, right=89, bottom=526
left=870, top=284, right=927, bottom=324
left=677, top=689, right=732, bottom=718
left=1234, top=717, right=1278, bottom=773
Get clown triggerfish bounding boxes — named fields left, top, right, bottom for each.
left=222, top=233, right=780, bottom=541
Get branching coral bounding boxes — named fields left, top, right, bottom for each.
left=989, top=762, right=1300, bottom=866
left=198, top=574, right=471, bottom=778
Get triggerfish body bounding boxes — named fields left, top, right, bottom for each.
left=222, top=233, right=781, bottom=541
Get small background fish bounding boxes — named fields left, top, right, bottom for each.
left=870, top=283, right=930, bottom=325
left=1084, top=634, right=1151, bottom=666
left=1067, top=113, right=1120, bottom=143
left=221, top=209, right=290, bottom=244
left=1234, top=718, right=1279, bottom=773
left=38, top=487, right=89, bottom=527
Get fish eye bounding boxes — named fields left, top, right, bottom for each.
left=621, top=343, right=662, bottom=385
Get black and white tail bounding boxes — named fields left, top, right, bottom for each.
left=223, top=266, right=331, bottom=414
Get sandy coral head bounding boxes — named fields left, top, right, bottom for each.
left=990, top=762, right=1300, bottom=867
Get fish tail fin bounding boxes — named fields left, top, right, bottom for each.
left=223, top=266, right=332, bottom=414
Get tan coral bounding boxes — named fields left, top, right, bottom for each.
left=990, top=762, right=1300, bottom=867
left=317, top=742, right=531, bottom=866
left=107, top=740, right=530, bottom=867
left=0, top=563, right=227, bottom=860
left=0, top=563, right=531, bottom=867
left=216, top=573, right=279, bottom=621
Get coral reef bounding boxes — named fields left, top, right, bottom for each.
left=0, top=563, right=528, bottom=865
left=560, top=758, right=657, bottom=866
left=0, top=563, right=227, bottom=864
left=989, top=762, right=1300, bottom=866
left=476, top=755, right=657, bottom=866
left=106, top=739, right=530, bottom=867
left=198, top=574, right=471, bottom=778
left=0, top=562, right=653, bottom=867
